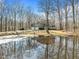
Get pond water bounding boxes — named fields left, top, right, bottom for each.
left=0, top=35, right=79, bottom=59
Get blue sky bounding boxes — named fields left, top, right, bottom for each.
left=5, top=0, right=78, bottom=14
left=22, top=0, right=39, bottom=13
left=5, top=0, right=39, bottom=13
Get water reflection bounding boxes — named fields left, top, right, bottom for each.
left=0, top=36, right=79, bottom=59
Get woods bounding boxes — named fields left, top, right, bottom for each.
left=0, top=0, right=38, bottom=31
left=0, top=0, right=79, bottom=33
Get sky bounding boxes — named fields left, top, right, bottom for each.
left=5, top=0, right=67, bottom=12
left=22, top=0, right=39, bottom=13
left=5, top=0, right=39, bottom=13
left=4, top=0, right=79, bottom=15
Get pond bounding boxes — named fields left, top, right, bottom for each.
left=0, top=35, right=79, bottom=59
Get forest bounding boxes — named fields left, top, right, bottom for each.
left=0, top=0, right=79, bottom=33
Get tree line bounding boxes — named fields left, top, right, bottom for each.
left=38, top=0, right=79, bottom=33
left=0, top=0, right=79, bottom=33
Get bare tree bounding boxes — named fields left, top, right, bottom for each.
left=0, top=15, right=3, bottom=32
left=38, top=0, right=54, bottom=33
left=64, top=0, right=68, bottom=31
left=56, top=0, right=63, bottom=30
left=70, top=0, right=75, bottom=32
left=0, top=0, right=4, bottom=32
left=5, top=16, right=7, bottom=31
left=17, top=5, right=24, bottom=30
left=26, top=7, right=33, bottom=30
left=75, top=0, right=79, bottom=32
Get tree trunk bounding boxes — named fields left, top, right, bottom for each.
left=0, top=15, right=3, bottom=32
left=65, top=0, right=68, bottom=31
left=72, top=0, right=75, bottom=32
left=46, top=12, right=49, bottom=34
left=5, top=16, right=7, bottom=32
left=57, top=0, right=63, bottom=30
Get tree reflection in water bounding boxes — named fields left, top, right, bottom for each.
left=0, top=36, right=79, bottom=59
